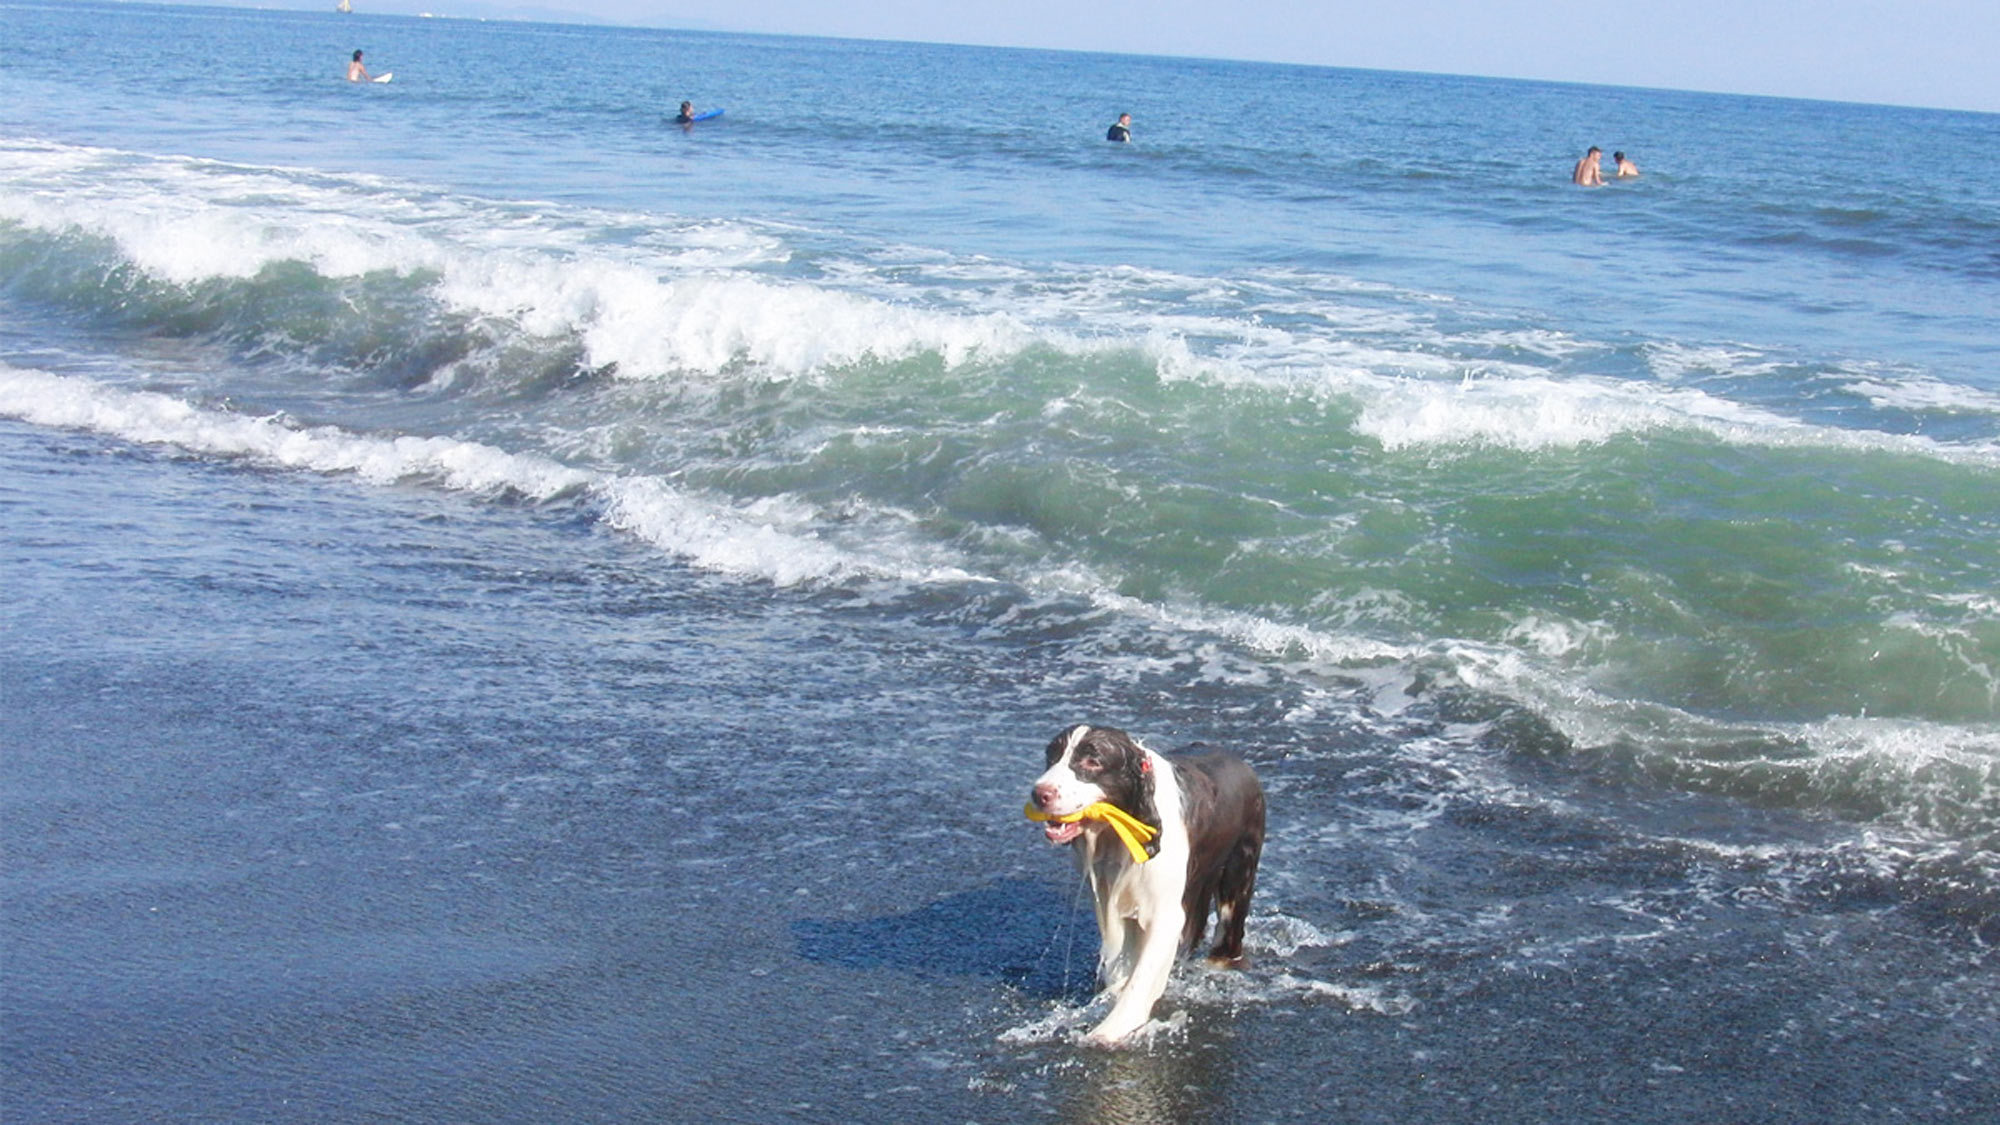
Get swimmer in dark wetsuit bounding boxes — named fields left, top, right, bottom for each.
left=1106, top=113, right=1131, bottom=142
left=675, top=101, right=696, bottom=126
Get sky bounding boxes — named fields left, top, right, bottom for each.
left=165, top=1, right=2000, bottom=114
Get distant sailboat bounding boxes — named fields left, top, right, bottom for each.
left=336, top=0, right=351, bottom=12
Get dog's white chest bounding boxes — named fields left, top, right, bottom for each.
left=1101, top=871, right=1149, bottom=920
left=1089, top=839, right=1184, bottom=921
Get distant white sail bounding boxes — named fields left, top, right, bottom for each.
left=336, top=0, right=351, bottom=12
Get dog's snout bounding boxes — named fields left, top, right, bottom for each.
left=1032, top=781, right=1062, bottom=810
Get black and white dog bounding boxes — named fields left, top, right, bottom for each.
left=1029, top=724, right=1265, bottom=1044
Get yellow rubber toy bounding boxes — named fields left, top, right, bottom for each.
left=1024, top=801, right=1158, bottom=864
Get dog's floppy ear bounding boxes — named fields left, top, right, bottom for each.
left=1117, top=733, right=1164, bottom=859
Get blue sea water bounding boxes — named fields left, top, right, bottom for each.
left=3, top=2, right=1998, bottom=1121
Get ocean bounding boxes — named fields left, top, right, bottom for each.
left=3, top=1, right=1997, bottom=1121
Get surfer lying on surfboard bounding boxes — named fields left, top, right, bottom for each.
left=675, top=101, right=721, bottom=126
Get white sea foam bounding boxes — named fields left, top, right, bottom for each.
left=1799, top=716, right=2000, bottom=802
left=1262, top=974, right=1417, bottom=1016
left=1246, top=911, right=1349, bottom=957
left=1010, top=265, right=1995, bottom=466
left=598, top=474, right=974, bottom=587
left=1503, top=613, right=1616, bottom=662
left=1348, top=370, right=1798, bottom=452
left=0, top=358, right=1434, bottom=717
left=433, top=264, right=1037, bottom=380
left=1839, top=373, right=2000, bottom=417
left=1454, top=327, right=1602, bottom=360
left=1168, top=957, right=1418, bottom=1019
left=0, top=355, right=1429, bottom=657
left=1443, top=631, right=2000, bottom=838
left=5, top=142, right=1027, bottom=380
left=1, top=141, right=1055, bottom=383
left=0, top=364, right=592, bottom=497
left=994, top=930, right=1406, bottom=1048
left=1641, top=341, right=1786, bottom=382
left=1064, top=584, right=1417, bottom=671
left=1015, top=266, right=1994, bottom=463
left=3, top=143, right=440, bottom=282
left=10, top=141, right=1998, bottom=488
left=993, top=1003, right=1097, bottom=1046
left=1, top=140, right=788, bottom=280
left=0, top=364, right=980, bottom=589
left=1342, top=368, right=2000, bottom=467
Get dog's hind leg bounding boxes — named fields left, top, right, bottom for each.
left=1179, top=869, right=1218, bottom=954
left=1205, top=832, right=1262, bottom=965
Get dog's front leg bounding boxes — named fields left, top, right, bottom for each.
left=1095, top=914, right=1139, bottom=994
left=1085, top=904, right=1184, bottom=1045
left=1084, top=856, right=1137, bottom=994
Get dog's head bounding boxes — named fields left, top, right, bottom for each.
left=1030, top=724, right=1161, bottom=857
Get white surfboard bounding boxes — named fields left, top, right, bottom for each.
left=373, top=72, right=393, bottom=84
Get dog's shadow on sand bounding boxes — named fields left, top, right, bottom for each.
left=792, top=877, right=1098, bottom=1000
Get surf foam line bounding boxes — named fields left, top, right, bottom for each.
left=0, top=360, right=1408, bottom=658
left=1441, top=633, right=2000, bottom=844
left=0, top=364, right=975, bottom=588
left=1004, top=263, right=2000, bottom=469
left=24, top=136, right=1993, bottom=466
left=0, top=362, right=1437, bottom=678
left=0, top=139, right=1046, bottom=382
left=1334, top=368, right=2000, bottom=468
left=0, top=143, right=1419, bottom=398
left=11, top=134, right=1935, bottom=447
